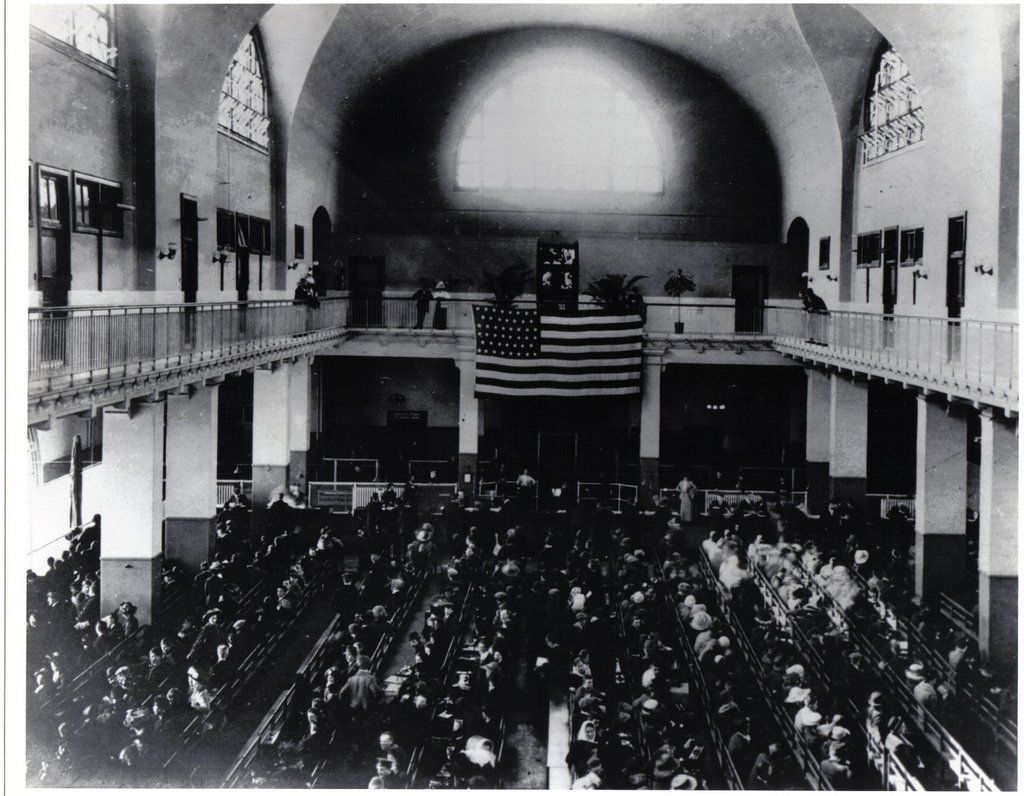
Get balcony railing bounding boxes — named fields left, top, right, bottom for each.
left=28, top=297, right=1018, bottom=413
left=773, top=308, right=1018, bottom=406
left=28, top=298, right=348, bottom=391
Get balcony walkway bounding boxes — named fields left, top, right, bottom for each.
left=27, top=297, right=1018, bottom=424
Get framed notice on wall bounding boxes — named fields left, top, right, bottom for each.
left=536, top=241, right=579, bottom=310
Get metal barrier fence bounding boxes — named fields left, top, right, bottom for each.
left=29, top=298, right=347, bottom=390
left=216, top=480, right=253, bottom=507
left=576, top=481, right=638, bottom=511
left=321, top=457, right=380, bottom=482
left=307, top=481, right=456, bottom=513
left=773, top=307, right=1018, bottom=404
left=867, top=493, right=916, bottom=521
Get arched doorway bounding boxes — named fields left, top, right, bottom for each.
left=786, top=217, right=810, bottom=281
left=311, top=207, right=332, bottom=296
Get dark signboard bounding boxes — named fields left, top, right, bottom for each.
left=387, top=409, right=428, bottom=427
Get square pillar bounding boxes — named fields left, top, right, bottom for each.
left=977, top=411, right=1018, bottom=667
left=252, top=363, right=292, bottom=508
left=100, top=402, right=164, bottom=625
left=805, top=368, right=831, bottom=514
left=288, top=358, right=312, bottom=484
left=828, top=373, right=868, bottom=508
left=639, top=355, right=663, bottom=495
left=913, top=398, right=968, bottom=598
left=165, top=386, right=219, bottom=573
left=456, top=357, right=479, bottom=491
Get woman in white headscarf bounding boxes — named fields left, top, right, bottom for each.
left=566, top=719, right=599, bottom=772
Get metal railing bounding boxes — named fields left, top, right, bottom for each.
left=576, top=481, right=638, bottom=510
left=29, top=298, right=347, bottom=391
left=216, top=479, right=253, bottom=507
left=307, top=480, right=456, bottom=513
left=774, top=308, right=1018, bottom=404
left=866, top=493, right=916, bottom=521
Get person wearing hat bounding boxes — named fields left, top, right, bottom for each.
left=339, top=655, right=380, bottom=715
left=820, top=740, right=854, bottom=785
left=431, top=281, right=451, bottom=329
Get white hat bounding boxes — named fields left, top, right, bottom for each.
left=631, top=591, right=645, bottom=605
left=670, top=773, right=698, bottom=789
left=690, top=612, right=712, bottom=632
left=854, top=549, right=870, bottom=565
left=905, top=662, right=925, bottom=682
left=785, top=664, right=805, bottom=678
left=785, top=686, right=811, bottom=704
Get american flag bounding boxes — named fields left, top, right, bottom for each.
left=472, top=305, right=643, bottom=397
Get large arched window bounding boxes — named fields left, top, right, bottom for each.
left=30, top=5, right=116, bottom=68
left=219, top=32, right=270, bottom=149
left=859, top=47, right=924, bottom=164
left=456, top=65, right=663, bottom=194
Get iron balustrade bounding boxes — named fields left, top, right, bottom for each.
left=28, top=297, right=348, bottom=391
left=28, top=298, right=1017, bottom=414
left=774, top=308, right=1018, bottom=405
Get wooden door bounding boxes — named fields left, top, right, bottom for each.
left=180, top=195, right=199, bottom=303
left=37, top=168, right=71, bottom=307
left=349, top=256, right=385, bottom=327
left=946, top=214, right=967, bottom=319
left=882, top=226, right=899, bottom=314
left=732, top=265, right=768, bottom=333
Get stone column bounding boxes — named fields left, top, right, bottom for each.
left=805, top=368, right=831, bottom=514
left=288, top=357, right=312, bottom=487
left=913, top=397, right=968, bottom=597
left=252, top=363, right=291, bottom=508
left=977, top=410, right=1018, bottom=667
left=99, top=401, right=164, bottom=625
left=639, top=353, right=663, bottom=497
left=828, top=373, right=868, bottom=508
left=164, top=386, right=219, bottom=573
left=456, top=356, right=479, bottom=493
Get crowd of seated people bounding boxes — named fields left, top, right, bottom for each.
left=26, top=501, right=341, bottom=786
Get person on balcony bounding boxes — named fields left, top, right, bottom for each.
left=676, top=475, right=698, bottom=523
left=412, top=285, right=432, bottom=329
left=432, top=281, right=451, bottom=330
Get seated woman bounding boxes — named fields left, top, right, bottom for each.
left=449, top=735, right=497, bottom=786
left=566, top=719, right=599, bottom=774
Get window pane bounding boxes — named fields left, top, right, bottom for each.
left=455, top=65, right=662, bottom=194
left=219, top=32, right=270, bottom=148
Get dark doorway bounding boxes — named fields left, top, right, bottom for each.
left=946, top=213, right=967, bottom=319
left=180, top=195, right=199, bottom=304
left=37, top=168, right=71, bottom=308
left=946, top=213, right=967, bottom=361
left=537, top=432, right=578, bottom=503
left=312, top=206, right=332, bottom=295
left=882, top=226, right=899, bottom=315
left=349, top=256, right=385, bottom=327
left=732, top=265, right=768, bottom=333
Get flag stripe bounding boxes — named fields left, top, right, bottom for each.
left=473, top=304, right=642, bottom=398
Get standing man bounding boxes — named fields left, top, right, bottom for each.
left=676, top=474, right=698, bottom=523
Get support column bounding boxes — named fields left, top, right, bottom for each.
left=977, top=410, right=1018, bottom=667
left=639, top=354, right=663, bottom=497
left=100, top=402, right=164, bottom=625
left=288, top=358, right=312, bottom=487
left=165, top=386, right=219, bottom=573
left=828, top=373, right=868, bottom=508
left=456, top=357, right=479, bottom=493
left=913, top=397, right=968, bottom=597
left=252, top=363, right=291, bottom=508
left=805, top=368, right=831, bottom=514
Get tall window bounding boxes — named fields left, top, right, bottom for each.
left=219, top=32, right=270, bottom=149
left=30, top=5, right=116, bottom=68
left=456, top=65, right=663, bottom=195
left=860, top=48, right=924, bottom=164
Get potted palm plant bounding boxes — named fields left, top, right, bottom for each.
left=664, top=269, right=697, bottom=333
left=483, top=264, right=532, bottom=307
left=584, top=273, right=648, bottom=318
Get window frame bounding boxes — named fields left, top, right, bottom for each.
left=218, top=30, right=271, bottom=151
left=29, top=4, right=117, bottom=76
left=855, top=231, right=882, bottom=269
left=71, top=171, right=124, bottom=237
left=454, top=65, right=665, bottom=197
left=899, top=227, right=924, bottom=267
left=216, top=208, right=237, bottom=251
left=818, top=236, right=831, bottom=271
left=294, top=224, right=305, bottom=260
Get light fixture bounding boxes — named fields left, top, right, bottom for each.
left=912, top=269, right=928, bottom=280
left=158, top=242, right=178, bottom=260
left=973, top=263, right=994, bottom=276
left=825, top=274, right=838, bottom=282
left=212, top=247, right=228, bottom=266
left=287, top=261, right=302, bottom=271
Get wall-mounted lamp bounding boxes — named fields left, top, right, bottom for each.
left=705, top=403, right=727, bottom=411
left=825, top=274, right=838, bottom=282
left=800, top=271, right=813, bottom=284
left=212, top=247, right=228, bottom=266
left=158, top=242, right=178, bottom=260
left=973, top=263, right=994, bottom=276
left=287, top=261, right=302, bottom=271
left=912, top=269, right=928, bottom=280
